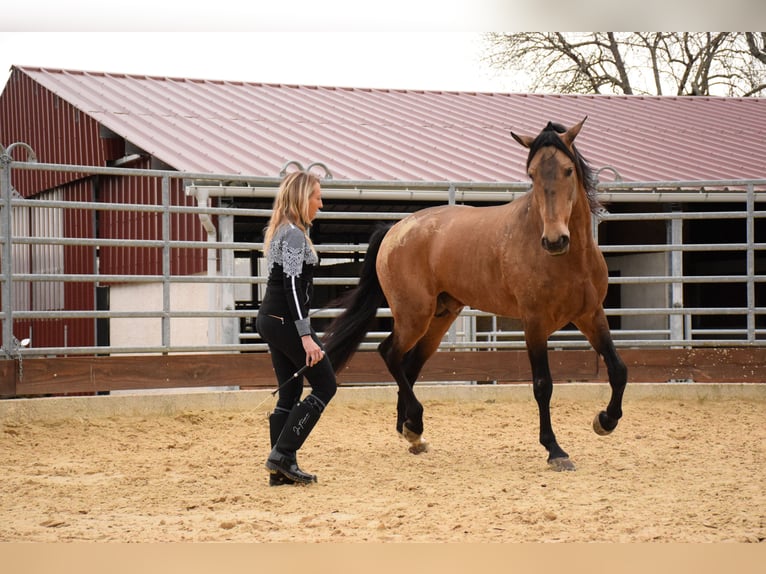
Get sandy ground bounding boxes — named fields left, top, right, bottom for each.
left=1, top=387, right=764, bottom=543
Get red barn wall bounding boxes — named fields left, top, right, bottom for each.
left=1, top=70, right=207, bottom=351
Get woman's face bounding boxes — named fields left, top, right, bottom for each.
left=307, top=182, right=323, bottom=222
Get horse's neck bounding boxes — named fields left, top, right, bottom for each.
left=571, top=194, right=595, bottom=240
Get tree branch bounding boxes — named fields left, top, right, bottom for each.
left=483, top=32, right=765, bottom=97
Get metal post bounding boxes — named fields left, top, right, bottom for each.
left=669, top=208, right=685, bottom=345
left=161, top=175, right=171, bottom=352
left=0, top=146, right=14, bottom=355
left=746, top=183, right=756, bottom=343
left=219, top=210, right=236, bottom=345
left=0, top=143, right=37, bottom=356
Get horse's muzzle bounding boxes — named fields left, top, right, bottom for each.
left=541, top=235, right=570, bottom=255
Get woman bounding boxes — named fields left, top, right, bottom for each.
left=255, top=171, right=337, bottom=486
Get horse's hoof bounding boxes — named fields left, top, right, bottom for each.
left=408, top=439, right=430, bottom=454
left=548, top=457, right=576, bottom=471
left=401, top=424, right=419, bottom=443
left=401, top=426, right=429, bottom=454
left=593, top=411, right=616, bottom=436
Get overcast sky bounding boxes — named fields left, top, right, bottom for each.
left=2, top=1, right=766, bottom=95
left=0, top=32, right=524, bottom=94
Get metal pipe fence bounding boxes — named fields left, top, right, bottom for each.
left=2, top=148, right=765, bottom=359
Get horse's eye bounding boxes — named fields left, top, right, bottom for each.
left=564, top=167, right=573, bottom=177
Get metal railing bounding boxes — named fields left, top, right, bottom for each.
left=2, top=145, right=765, bottom=359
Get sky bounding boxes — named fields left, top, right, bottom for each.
left=1, top=1, right=766, bottom=95
left=0, top=32, right=524, bottom=94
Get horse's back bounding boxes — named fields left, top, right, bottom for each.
left=376, top=203, right=522, bottom=312
left=378, top=204, right=503, bottom=270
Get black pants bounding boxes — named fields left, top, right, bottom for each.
left=255, top=313, right=337, bottom=411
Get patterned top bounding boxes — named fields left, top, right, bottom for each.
left=266, top=223, right=319, bottom=277
left=261, top=223, right=318, bottom=336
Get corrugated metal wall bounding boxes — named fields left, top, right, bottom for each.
left=12, top=181, right=95, bottom=349
left=62, top=180, right=95, bottom=348
left=0, top=70, right=104, bottom=195
left=97, top=157, right=207, bottom=277
left=2, top=69, right=207, bottom=350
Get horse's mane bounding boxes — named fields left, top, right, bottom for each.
left=526, top=122, right=602, bottom=215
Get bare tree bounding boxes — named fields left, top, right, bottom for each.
left=484, top=32, right=766, bottom=97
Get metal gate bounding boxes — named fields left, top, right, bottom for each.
left=1, top=144, right=765, bottom=395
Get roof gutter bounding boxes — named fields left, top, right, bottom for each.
left=187, top=185, right=766, bottom=204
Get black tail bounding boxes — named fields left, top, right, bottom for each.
left=322, top=224, right=391, bottom=373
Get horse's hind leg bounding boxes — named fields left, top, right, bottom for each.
left=378, top=333, right=418, bottom=433
left=379, top=332, right=429, bottom=453
left=575, top=310, right=627, bottom=435
left=380, top=297, right=462, bottom=454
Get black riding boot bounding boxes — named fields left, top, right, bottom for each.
left=266, top=395, right=323, bottom=484
left=268, top=407, right=295, bottom=486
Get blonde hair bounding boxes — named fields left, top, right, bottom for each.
left=263, top=171, right=320, bottom=256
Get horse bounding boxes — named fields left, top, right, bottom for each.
left=322, top=118, right=627, bottom=471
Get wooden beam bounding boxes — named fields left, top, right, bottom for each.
left=1, top=347, right=764, bottom=397
left=9, top=353, right=276, bottom=396
left=613, top=347, right=766, bottom=383
left=0, top=359, right=16, bottom=397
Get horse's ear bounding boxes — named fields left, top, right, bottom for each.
left=561, top=116, right=588, bottom=147
left=511, top=131, right=534, bottom=149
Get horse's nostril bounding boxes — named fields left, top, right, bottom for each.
left=542, top=235, right=570, bottom=254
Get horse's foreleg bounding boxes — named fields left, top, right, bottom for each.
left=576, top=311, right=628, bottom=435
left=527, top=342, right=575, bottom=471
left=592, top=336, right=627, bottom=436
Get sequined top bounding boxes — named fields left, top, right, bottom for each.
left=260, top=223, right=318, bottom=336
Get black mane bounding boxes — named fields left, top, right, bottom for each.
left=527, top=122, right=601, bottom=214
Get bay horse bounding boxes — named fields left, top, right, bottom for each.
left=322, top=118, right=627, bottom=471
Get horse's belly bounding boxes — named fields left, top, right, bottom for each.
left=437, top=276, right=520, bottom=319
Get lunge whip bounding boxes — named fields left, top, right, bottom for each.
left=270, top=351, right=326, bottom=396
left=271, top=364, right=310, bottom=396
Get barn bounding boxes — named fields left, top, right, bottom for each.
left=0, top=65, right=765, bottom=395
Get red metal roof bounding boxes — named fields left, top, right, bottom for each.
left=8, top=65, right=766, bottom=182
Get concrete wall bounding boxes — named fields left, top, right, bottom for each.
left=607, top=252, right=669, bottom=339
left=109, top=282, right=211, bottom=349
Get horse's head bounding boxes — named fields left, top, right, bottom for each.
left=511, top=117, right=588, bottom=256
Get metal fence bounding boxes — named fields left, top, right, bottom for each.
left=2, top=146, right=765, bottom=361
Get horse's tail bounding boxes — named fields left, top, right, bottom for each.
left=322, top=224, right=391, bottom=373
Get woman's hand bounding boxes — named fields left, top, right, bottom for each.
left=301, top=335, right=325, bottom=367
